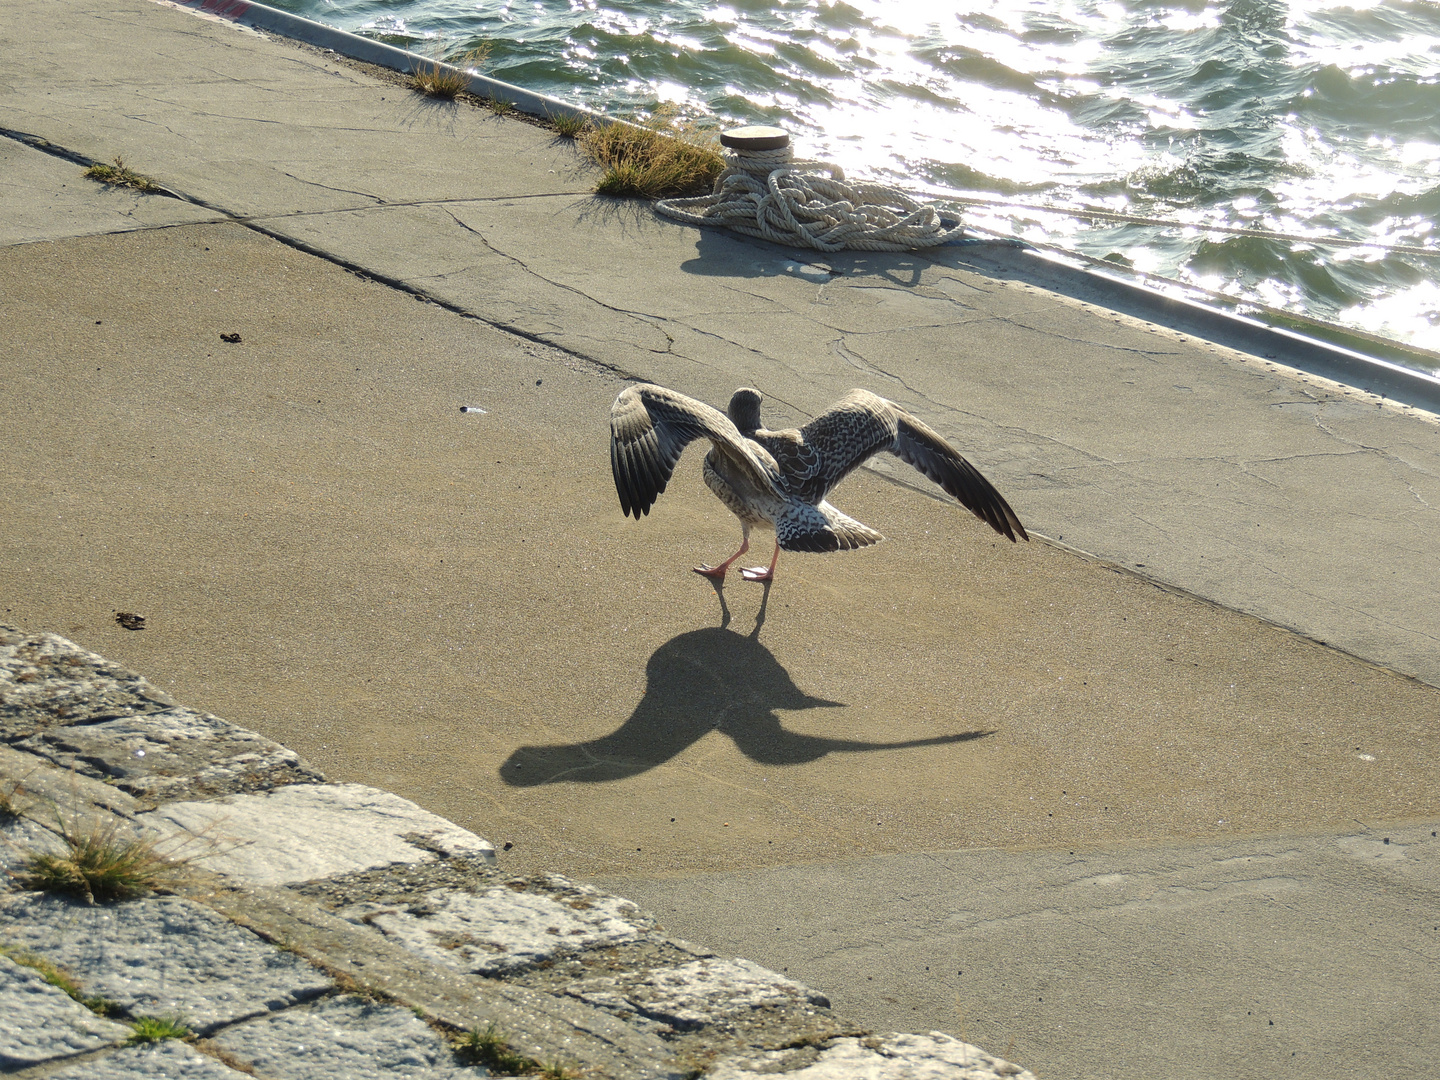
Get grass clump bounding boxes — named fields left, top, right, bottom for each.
left=455, top=1024, right=572, bottom=1077
left=0, top=943, right=120, bottom=1016
left=84, top=156, right=161, bottom=193
left=126, top=1015, right=191, bottom=1045
left=547, top=111, right=589, bottom=139
left=16, top=811, right=186, bottom=904
left=457, top=1024, right=532, bottom=1074
left=582, top=107, right=724, bottom=200
left=409, top=43, right=491, bottom=100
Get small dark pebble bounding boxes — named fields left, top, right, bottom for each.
left=502, top=841, right=513, bottom=851
left=535, top=379, right=542, bottom=385
left=220, top=332, right=241, bottom=343
left=115, top=612, right=146, bottom=630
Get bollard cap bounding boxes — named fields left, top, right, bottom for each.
left=720, top=125, right=790, bottom=151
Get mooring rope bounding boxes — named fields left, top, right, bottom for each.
left=655, top=144, right=970, bottom=252
left=655, top=131, right=1438, bottom=262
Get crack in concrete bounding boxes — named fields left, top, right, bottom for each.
left=830, top=337, right=929, bottom=401
left=443, top=209, right=671, bottom=341
left=1311, top=405, right=1440, bottom=484
left=280, top=171, right=387, bottom=203
left=1405, top=484, right=1436, bottom=512
left=988, top=314, right=1185, bottom=358
left=234, top=191, right=597, bottom=227
left=812, top=318, right=975, bottom=338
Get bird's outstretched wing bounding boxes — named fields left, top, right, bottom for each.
left=798, top=389, right=1028, bottom=542
left=610, top=384, right=780, bottom=519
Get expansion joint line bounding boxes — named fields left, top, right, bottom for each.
left=0, top=125, right=645, bottom=383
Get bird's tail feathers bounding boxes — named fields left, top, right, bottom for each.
left=776, top=502, right=884, bottom=553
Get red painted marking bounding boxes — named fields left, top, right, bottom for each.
left=192, top=0, right=253, bottom=19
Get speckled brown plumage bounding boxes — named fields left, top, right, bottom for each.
left=610, top=383, right=1027, bottom=580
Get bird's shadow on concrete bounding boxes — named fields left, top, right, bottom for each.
left=498, top=581, right=993, bottom=787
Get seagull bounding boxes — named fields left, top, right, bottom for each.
left=610, top=383, right=1027, bottom=581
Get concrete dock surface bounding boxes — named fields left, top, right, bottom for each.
left=2, top=1, right=1438, bottom=1077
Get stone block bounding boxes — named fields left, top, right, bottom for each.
left=0, top=626, right=173, bottom=740
left=0, top=953, right=131, bottom=1068
left=14, top=706, right=325, bottom=803
left=48, top=1040, right=253, bottom=1079
left=0, top=744, right=144, bottom=822
left=213, top=994, right=484, bottom=1079
left=566, top=957, right=830, bottom=1031
left=0, top=894, right=333, bottom=1033
left=706, top=1032, right=1035, bottom=1079
left=337, top=873, right=655, bottom=976
left=0, top=809, right=70, bottom=890
left=141, top=783, right=496, bottom=885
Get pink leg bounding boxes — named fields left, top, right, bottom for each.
left=693, top=530, right=750, bottom=580
left=740, top=542, right=780, bottom=582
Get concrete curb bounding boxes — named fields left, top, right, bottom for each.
left=168, top=0, right=604, bottom=125
left=1022, top=247, right=1440, bottom=413
left=0, top=623, right=1036, bottom=1080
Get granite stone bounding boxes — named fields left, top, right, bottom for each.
left=566, top=957, right=831, bottom=1031
left=706, top=1033, right=1035, bottom=1080
left=0, top=625, right=174, bottom=739
left=337, top=873, right=656, bottom=976
left=141, top=783, right=497, bottom=885
left=0, top=894, right=333, bottom=1033
left=213, top=994, right=486, bottom=1079
left=0, top=953, right=132, bottom=1069
left=47, top=1040, right=254, bottom=1079
left=14, top=705, right=326, bottom=803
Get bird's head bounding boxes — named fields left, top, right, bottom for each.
left=727, top=387, right=763, bottom=434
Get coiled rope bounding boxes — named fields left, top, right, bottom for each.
left=655, top=140, right=970, bottom=252
left=655, top=127, right=1438, bottom=262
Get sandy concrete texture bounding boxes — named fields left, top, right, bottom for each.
left=4, top=222, right=1438, bottom=886
left=597, top=822, right=1440, bottom=1080
left=3, top=0, right=1439, bottom=689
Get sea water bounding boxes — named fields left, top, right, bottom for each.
left=277, top=0, right=1440, bottom=358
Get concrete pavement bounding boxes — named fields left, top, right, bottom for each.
left=3, top=1, right=1439, bottom=1077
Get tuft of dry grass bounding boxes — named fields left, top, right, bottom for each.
left=84, top=157, right=161, bottom=193
left=456, top=1024, right=533, bottom=1074
left=454, top=1024, right=571, bottom=1077
left=547, top=110, right=589, bottom=139
left=16, top=810, right=188, bottom=904
left=409, top=43, right=491, bottom=100
left=582, top=107, right=725, bottom=200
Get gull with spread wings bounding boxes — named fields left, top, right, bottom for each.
left=610, top=383, right=1027, bottom=581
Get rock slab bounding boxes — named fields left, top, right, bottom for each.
left=0, top=893, right=333, bottom=1033
left=0, top=952, right=132, bottom=1069
left=141, top=782, right=497, bottom=884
